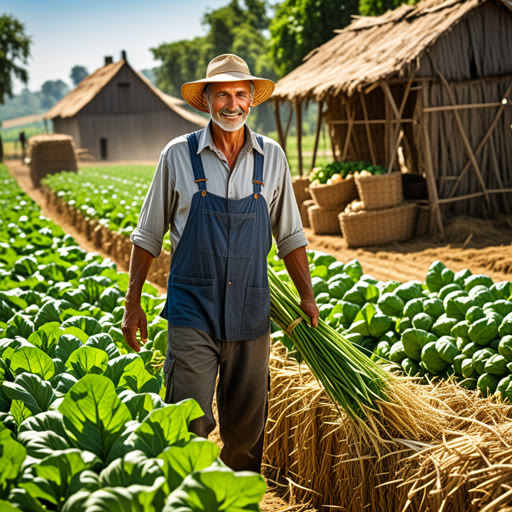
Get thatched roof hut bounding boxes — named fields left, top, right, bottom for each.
left=45, top=53, right=207, bottom=161
left=272, top=0, right=512, bottom=233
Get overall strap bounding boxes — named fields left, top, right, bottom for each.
left=253, top=135, right=264, bottom=195
left=186, top=132, right=208, bottom=191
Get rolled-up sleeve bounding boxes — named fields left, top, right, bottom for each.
left=130, top=151, right=175, bottom=258
left=269, top=153, right=308, bottom=259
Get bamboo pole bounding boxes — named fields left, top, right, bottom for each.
left=360, top=91, right=376, bottom=165
left=488, top=135, right=511, bottom=215
left=295, top=100, right=303, bottom=177
left=311, top=101, right=324, bottom=172
left=437, top=189, right=512, bottom=204
left=421, top=84, right=444, bottom=235
left=434, top=70, right=490, bottom=204
left=327, top=119, right=415, bottom=125
left=447, top=81, right=512, bottom=199
left=273, top=100, right=286, bottom=156
left=423, top=101, right=510, bottom=112
left=341, top=101, right=355, bottom=161
left=284, top=105, right=293, bottom=141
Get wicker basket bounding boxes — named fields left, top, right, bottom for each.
left=339, top=202, right=418, bottom=247
left=308, top=204, right=342, bottom=235
left=309, top=178, right=357, bottom=210
left=300, top=199, right=316, bottom=228
left=292, top=176, right=311, bottom=207
left=355, top=172, right=403, bottom=210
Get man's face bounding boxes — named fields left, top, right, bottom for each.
left=207, top=81, right=252, bottom=133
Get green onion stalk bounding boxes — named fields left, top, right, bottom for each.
left=268, top=266, right=392, bottom=420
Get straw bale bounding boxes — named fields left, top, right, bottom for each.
left=28, top=134, right=78, bottom=187
left=265, top=343, right=512, bottom=511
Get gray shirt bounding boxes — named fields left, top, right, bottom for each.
left=130, top=121, right=308, bottom=260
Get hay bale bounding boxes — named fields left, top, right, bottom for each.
left=28, top=134, right=78, bottom=187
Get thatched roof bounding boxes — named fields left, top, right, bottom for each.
left=44, top=60, right=206, bottom=126
left=273, top=0, right=512, bottom=101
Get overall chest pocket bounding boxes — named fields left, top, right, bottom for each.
left=199, top=208, right=256, bottom=259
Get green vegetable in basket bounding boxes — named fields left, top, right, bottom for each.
left=397, top=316, right=412, bottom=334
left=451, top=320, right=470, bottom=342
left=466, top=306, right=485, bottom=324
left=469, top=287, right=495, bottom=308
left=327, top=261, right=345, bottom=279
left=445, top=295, right=475, bottom=321
left=464, top=274, right=494, bottom=292
left=438, top=283, right=463, bottom=301
left=327, top=301, right=360, bottom=329
left=425, top=261, right=452, bottom=293
left=403, top=298, right=424, bottom=319
left=343, top=259, right=363, bottom=282
left=311, top=276, right=329, bottom=296
left=328, top=279, right=352, bottom=300
left=453, top=269, right=472, bottom=287
left=412, top=312, right=434, bottom=331
left=486, top=300, right=512, bottom=319
left=462, top=342, right=479, bottom=358
left=394, top=281, right=424, bottom=303
left=461, top=358, right=476, bottom=378
left=389, top=341, right=407, bottom=364
left=490, top=281, right=512, bottom=301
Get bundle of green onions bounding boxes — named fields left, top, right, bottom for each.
left=269, top=266, right=392, bottom=419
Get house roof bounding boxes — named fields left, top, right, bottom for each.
left=273, top=0, right=511, bottom=101
left=44, top=59, right=207, bottom=126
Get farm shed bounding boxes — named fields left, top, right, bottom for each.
left=272, top=0, right=512, bottom=233
left=44, top=53, right=207, bottom=161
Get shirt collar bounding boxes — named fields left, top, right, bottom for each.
left=197, top=120, right=264, bottom=156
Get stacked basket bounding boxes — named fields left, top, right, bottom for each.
left=307, top=178, right=358, bottom=235
left=339, top=172, right=418, bottom=247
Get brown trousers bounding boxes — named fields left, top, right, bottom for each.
left=163, top=325, right=270, bottom=473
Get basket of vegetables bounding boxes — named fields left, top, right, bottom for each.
left=355, top=171, right=403, bottom=210
left=308, top=204, right=342, bottom=235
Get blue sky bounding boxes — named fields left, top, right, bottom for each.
left=4, top=0, right=229, bottom=93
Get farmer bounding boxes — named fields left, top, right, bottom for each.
left=122, top=54, right=319, bottom=473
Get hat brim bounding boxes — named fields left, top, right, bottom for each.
left=181, top=72, right=275, bottom=113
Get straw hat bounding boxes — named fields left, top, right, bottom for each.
left=181, top=54, right=275, bottom=113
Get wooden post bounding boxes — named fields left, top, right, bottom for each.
left=341, top=101, right=355, bottom=161
left=421, top=85, right=444, bottom=235
left=273, top=100, right=286, bottom=156
left=360, top=91, right=376, bottom=165
left=311, top=101, right=323, bottom=171
left=295, top=100, right=303, bottom=177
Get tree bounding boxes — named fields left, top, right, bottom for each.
left=359, top=0, right=421, bottom=16
left=70, top=65, right=89, bottom=86
left=41, top=80, right=69, bottom=109
left=269, top=0, right=359, bottom=77
left=0, top=14, right=31, bottom=104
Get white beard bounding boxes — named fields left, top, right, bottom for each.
left=210, top=108, right=251, bottom=132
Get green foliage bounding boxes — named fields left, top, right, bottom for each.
left=0, top=15, right=31, bottom=104
left=70, top=65, right=89, bottom=87
left=269, top=0, right=359, bottom=76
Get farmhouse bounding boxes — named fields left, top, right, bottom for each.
left=45, top=52, right=207, bottom=161
left=272, top=0, right=512, bottom=232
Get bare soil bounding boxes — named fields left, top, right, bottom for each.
left=8, top=159, right=512, bottom=511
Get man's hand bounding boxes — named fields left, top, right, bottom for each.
left=121, top=299, right=148, bottom=353
left=300, top=298, right=320, bottom=328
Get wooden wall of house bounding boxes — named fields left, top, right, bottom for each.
left=77, top=110, right=202, bottom=161
left=417, top=0, right=512, bottom=80
left=80, top=65, right=169, bottom=115
left=53, top=118, right=81, bottom=148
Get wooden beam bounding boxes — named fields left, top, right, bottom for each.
left=421, top=85, right=444, bottom=235
left=273, top=100, right=286, bottom=156
left=311, top=101, right=324, bottom=171
left=435, top=69, right=490, bottom=203
left=437, top=188, right=512, bottom=204
left=360, top=91, right=376, bottom=165
left=423, top=100, right=511, bottom=112
left=447, top=81, right=512, bottom=198
left=295, top=100, right=303, bottom=177
left=341, top=101, right=355, bottom=161
left=327, top=118, right=415, bottom=125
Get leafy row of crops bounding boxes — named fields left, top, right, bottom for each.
left=0, top=166, right=265, bottom=511
left=268, top=247, right=512, bottom=400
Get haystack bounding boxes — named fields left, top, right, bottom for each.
left=28, top=134, right=78, bottom=187
left=264, top=343, right=512, bottom=511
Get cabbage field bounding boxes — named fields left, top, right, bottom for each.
left=0, top=165, right=266, bottom=511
